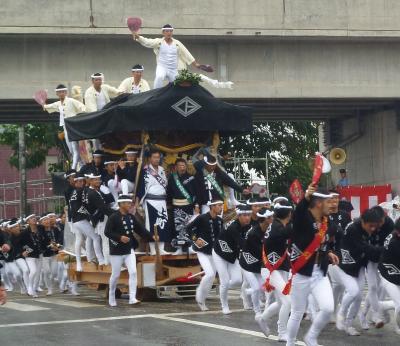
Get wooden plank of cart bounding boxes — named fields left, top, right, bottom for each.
left=59, top=251, right=204, bottom=300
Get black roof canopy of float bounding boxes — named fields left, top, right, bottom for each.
left=65, top=83, right=253, bottom=141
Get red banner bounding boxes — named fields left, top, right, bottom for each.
left=338, top=184, right=392, bottom=218
left=289, top=179, right=305, bottom=204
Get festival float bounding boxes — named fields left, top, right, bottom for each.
left=60, top=71, right=253, bottom=299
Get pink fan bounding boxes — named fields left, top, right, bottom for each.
left=127, top=17, right=142, bottom=33
left=198, top=64, right=214, bottom=73
left=33, top=89, right=48, bottom=106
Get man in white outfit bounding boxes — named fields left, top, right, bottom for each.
left=84, top=73, right=120, bottom=112
left=118, top=64, right=151, bottom=94
left=132, top=24, right=203, bottom=88
left=43, top=84, right=86, bottom=170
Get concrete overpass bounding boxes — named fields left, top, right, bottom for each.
left=1, top=0, right=400, bottom=191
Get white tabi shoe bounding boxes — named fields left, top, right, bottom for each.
left=336, top=313, right=346, bottom=331
left=222, top=306, right=231, bottom=315
left=303, top=332, right=318, bottom=346
left=129, top=299, right=141, bottom=305
left=255, top=313, right=270, bottom=337
left=359, top=312, right=370, bottom=330
left=345, top=326, right=361, bottom=336
left=196, top=300, right=209, bottom=311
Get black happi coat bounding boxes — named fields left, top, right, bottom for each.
left=328, top=210, right=351, bottom=257
left=379, top=231, right=400, bottom=285
left=193, top=166, right=243, bottom=206
left=116, top=162, right=138, bottom=183
left=69, top=187, right=87, bottom=223
left=64, top=183, right=75, bottom=222
left=187, top=213, right=222, bottom=255
left=339, top=219, right=382, bottom=277
left=83, top=187, right=114, bottom=227
left=167, top=172, right=196, bottom=205
left=214, top=219, right=247, bottom=263
left=40, top=227, right=63, bottom=257
left=105, top=211, right=152, bottom=255
left=290, top=198, right=337, bottom=277
left=20, top=226, right=43, bottom=259
left=263, top=219, right=292, bottom=272
left=369, top=216, right=394, bottom=248
left=239, top=224, right=265, bottom=273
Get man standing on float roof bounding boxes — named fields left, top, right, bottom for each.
left=132, top=24, right=202, bottom=88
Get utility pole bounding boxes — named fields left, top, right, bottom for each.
left=18, top=124, right=27, bottom=216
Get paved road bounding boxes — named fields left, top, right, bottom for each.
left=0, top=287, right=398, bottom=346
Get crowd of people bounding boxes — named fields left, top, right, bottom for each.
left=1, top=157, right=400, bottom=346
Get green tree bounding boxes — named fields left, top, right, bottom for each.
left=0, top=123, right=62, bottom=170
left=221, top=122, right=318, bottom=195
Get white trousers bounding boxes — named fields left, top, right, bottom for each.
left=4, top=261, right=25, bottom=291
left=328, top=264, right=345, bottom=316
left=42, top=256, right=58, bottom=291
left=154, top=64, right=178, bottom=89
left=109, top=252, right=137, bottom=305
left=0, top=260, right=12, bottom=289
left=212, top=250, right=242, bottom=310
left=242, top=269, right=264, bottom=314
left=63, top=125, right=81, bottom=170
left=261, top=268, right=291, bottom=335
left=95, top=219, right=109, bottom=265
left=380, top=276, right=400, bottom=328
left=107, top=179, right=121, bottom=204
left=196, top=252, right=217, bottom=304
left=25, top=257, right=41, bottom=294
left=365, top=261, right=383, bottom=317
left=74, top=220, right=105, bottom=268
left=336, top=266, right=365, bottom=326
left=120, top=179, right=134, bottom=195
left=15, top=258, right=30, bottom=290
left=286, top=266, right=334, bottom=346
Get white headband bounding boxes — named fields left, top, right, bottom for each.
left=117, top=198, right=133, bottom=203
left=55, top=87, right=67, bottom=92
left=91, top=73, right=104, bottom=79
left=207, top=200, right=224, bottom=206
left=24, top=214, right=36, bottom=222
left=85, top=174, right=102, bottom=179
left=74, top=176, right=85, bottom=181
left=131, top=68, right=144, bottom=72
left=65, top=172, right=76, bottom=178
left=39, top=216, right=49, bottom=222
left=7, top=221, right=20, bottom=228
left=256, top=210, right=274, bottom=218
left=273, top=197, right=289, bottom=204
left=311, top=192, right=334, bottom=199
left=104, top=161, right=116, bottom=165
left=161, top=27, right=174, bottom=31
left=236, top=209, right=252, bottom=215
left=126, top=151, right=138, bottom=154
left=203, top=156, right=217, bottom=166
left=274, top=203, right=293, bottom=210
left=247, top=199, right=267, bottom=206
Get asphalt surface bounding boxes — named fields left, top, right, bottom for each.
left=0, top=287, right=398, bottom=346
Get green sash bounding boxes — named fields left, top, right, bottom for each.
left=204, top=171, right=225, bottom=199
left=173, top=173, right=193, bottom=204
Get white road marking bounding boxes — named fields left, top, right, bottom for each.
left=33, top=298, right=103, bottom=308
left=1, top=302, right=51, bottom=312
left=152, top=315, right=308, bottom=345
left=0, top=309, right=245, bottom=328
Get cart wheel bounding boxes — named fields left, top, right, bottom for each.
left=137, top=287, right=157, bottom=301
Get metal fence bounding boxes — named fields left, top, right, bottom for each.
left=0, top=178, right=65, bottom=219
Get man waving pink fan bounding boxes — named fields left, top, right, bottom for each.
left=127, top=18, right=214, bottom=88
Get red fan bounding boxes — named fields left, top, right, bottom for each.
left=312, top=154, right=324, bottom=185
left=198, top=64, right=214, bottom=73
left=127, top=17, right=142, bottom=33
left=33, top=89, right=48, bottom=106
